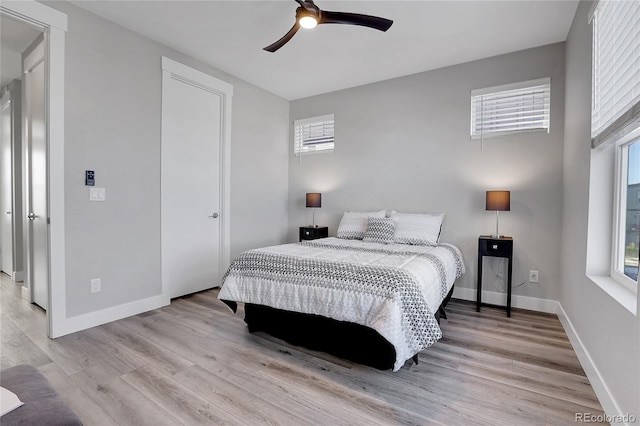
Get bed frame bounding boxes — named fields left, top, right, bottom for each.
left=241, top=286, right=455, bottom=370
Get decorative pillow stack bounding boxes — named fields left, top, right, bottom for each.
left=336, top=210, right=386, bottom=240
left=390, top=211, right=444, bottom=246
left=363, top=217, right=397, bottom=244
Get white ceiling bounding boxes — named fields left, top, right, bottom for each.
left=75, top=1, right=578, bottom=100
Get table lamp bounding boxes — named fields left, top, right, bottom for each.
left=486, top=190, right=510, bottom=238
left=306, top=193, right=321, bottom=227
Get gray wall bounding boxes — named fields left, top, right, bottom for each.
left=289, top=43, right=566, bottom=300
left=562, top=1, right=639, bottom=417
left=47, top=2, right=289, bottom=317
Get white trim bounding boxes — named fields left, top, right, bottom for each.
left=53, top=295, right=167, bottom=337
left=46, top=26, right=66, bottom=337
left=556, top=303, right=626, bottom=425
left=161, top=57, right=233, bottom=96
left=452, top=286, right=558, bottom=314
left=610, top=130, right=640, bottom=298
left=470, top=77, right=550, bottom=98
left=588, top=275, right=637, bottom=315
left=0, top=1, right=67, bottom=338
left=160, top=57, right=232, bottom=303
left=587, top=0, right=599, bottom=23
left=0, top=1, right=67, bottom=31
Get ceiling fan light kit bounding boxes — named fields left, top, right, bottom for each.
left=298, top=14, right=318, bottom=29
left=264, top=0, right=393, bottom=52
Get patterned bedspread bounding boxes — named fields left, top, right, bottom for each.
left=218, top=237, right=465, bottom=371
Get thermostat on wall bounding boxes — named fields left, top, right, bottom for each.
left=85, top=170, right=95, bottom=186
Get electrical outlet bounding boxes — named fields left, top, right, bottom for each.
left=529, top=270, right=539, bottom=283
left=91, top=278, right=101, bottom=293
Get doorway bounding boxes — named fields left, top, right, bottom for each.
left=0, top=2, right=67, bottom=337
left=0, top=15, right=43, bottom=300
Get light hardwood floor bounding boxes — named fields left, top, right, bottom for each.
left=0, top=274, right=606, bottom=425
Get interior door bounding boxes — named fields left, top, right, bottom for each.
left=162, top=70, right=222, bottom=299
left=0, top=91, right=13, bottom=276
left=23, top=35, right=48, bottom=310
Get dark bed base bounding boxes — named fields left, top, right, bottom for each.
left=242, top=286, right=455, bottom=370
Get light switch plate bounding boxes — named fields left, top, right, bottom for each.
left=89, top=187, right=106, bottom=201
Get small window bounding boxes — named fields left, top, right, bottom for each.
left=613, top=137, right=640, bottom=289
left=293, top=114, right=334, bottom=155
left=470, top=78, right=550, bottom=139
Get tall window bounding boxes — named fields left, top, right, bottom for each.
left=293, top=114, right=335, bottom=155
left=591, top=0, right=640, bottom=291
left=614, top=137, right=640, bottom=286
left=591, top=1, right=640, bottom=144
left=470, top=78, right=550, bottom=139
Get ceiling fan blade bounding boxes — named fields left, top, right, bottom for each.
left=319, top=11, right=393, bottom=32
left=263, top=23, right=301, bottom=52
left=294, top=0, right=317, bottom=13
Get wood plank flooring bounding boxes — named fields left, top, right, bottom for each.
left=0, top=275, right=606, bottom=425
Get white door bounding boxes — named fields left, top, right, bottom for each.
left=161, top=60, right=231, bottom=299
left=0, top=91, right=13, bottom=276
left=23, top=36, right=48, bottom=310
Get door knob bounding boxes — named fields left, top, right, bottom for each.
left=27, top=213, right=36, bottom=220
left=209, top=213, right=219, bottom=218
left=5, top=211, right=10, bottom=215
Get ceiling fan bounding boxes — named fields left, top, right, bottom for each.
left=264, top=0, right=393, bottom=52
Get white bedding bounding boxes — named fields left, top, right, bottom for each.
left=218, top=237, right=465, bottom=370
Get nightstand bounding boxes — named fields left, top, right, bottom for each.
left=299, top=226, right=328, bottom=241
left=477, top=236, right=513, bottom=317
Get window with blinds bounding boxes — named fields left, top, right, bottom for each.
left=591, top=0, right=640, bottom=147
left=294, top=114, right=335, bottom=155
left=470, top=78, right=551, bottom=139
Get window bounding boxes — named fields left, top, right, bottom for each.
left=470, top=78, right=550, bottom=139
left=591, top=0, right=640, bottom=144
left=293, top=114, right=334, bottom=155
left=613, top=137, right=640, bottom=288
left=590, top=0, right=640, bottom=298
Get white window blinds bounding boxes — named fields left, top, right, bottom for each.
left=294, top=114, right=335, bottom=155
left=470, top=78, right=551, bottom=139
left=591, top=0, right=640, bottom=148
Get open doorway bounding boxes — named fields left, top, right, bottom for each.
left=1, top=2, right=67, bottom=338
left=1, top=15, right=46, bottom=310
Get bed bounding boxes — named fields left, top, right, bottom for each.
left=218, top=232, right=465, bottom=371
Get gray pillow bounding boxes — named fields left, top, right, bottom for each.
left=363, top=217, right=397, bottom=244
left=336, top=210, right=386, bottom=240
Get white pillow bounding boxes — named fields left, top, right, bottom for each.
left=336, top=210, right=386, bottom=240
left=1, top=386, right=24, bottom=417
left=390, top=211, right=444, bottom=245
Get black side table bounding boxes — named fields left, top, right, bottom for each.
left=477, top=236, right=513, bottom=317
left=299, top=226, right=328, bottom=242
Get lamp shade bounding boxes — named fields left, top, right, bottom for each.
left=306, top=193, right=322, bottom=208
left=486, top=191, right=510, bottom=211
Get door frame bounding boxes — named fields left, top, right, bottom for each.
left=0, top=1, right=67, bottom=337
left=160, top=57, right=232, bottom=304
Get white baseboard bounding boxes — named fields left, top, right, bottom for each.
left=452, top=287, right=558, bottom=313
left=556, top=303, right=627, bottom=425
left=52, top=294, right=169, bottom=338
